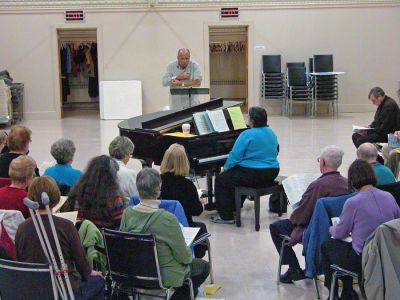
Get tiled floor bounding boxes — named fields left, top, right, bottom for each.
left=16, top=110, right=374, bottom=300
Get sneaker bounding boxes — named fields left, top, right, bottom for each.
left=211, top=215, right=235, bottom=224
left=279, top=268, right=306, bottom=284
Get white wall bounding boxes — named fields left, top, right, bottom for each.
left=0, top=4, right=399, bottom=119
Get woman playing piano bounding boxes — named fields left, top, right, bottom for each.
left=212, top=106, right=280, bottom=223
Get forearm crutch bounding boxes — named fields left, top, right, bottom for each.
left=24, top=194, right=75, bottom=300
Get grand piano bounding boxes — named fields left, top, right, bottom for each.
left=118, top=98, right=247, bottom=207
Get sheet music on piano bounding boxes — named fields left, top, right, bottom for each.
left=193, top=112, right=214, bottom=135
left=207, top=110, right=229, bottom=132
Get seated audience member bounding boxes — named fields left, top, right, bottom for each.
left=0, top=156, right=36, bottom=219
left=160, top=143, right=208, bottom=258
left=212, top=106, right=280, bottom=223
left=15, top=176, right=105, bottom=300
left=108, top=136, right=138, bottom=199
left=120, top=168, right=210, bottom=299
left=270, top=145, right=349, bottom=284
left=352, top=87, right=400, bottom=148
left=44, top=138, right=82, bottom=188
left=321, top=159, right=400, bottom=299
left=0, top=131, right=7, bottom=154
left=382, top=130, right=400, bottom=179
left=357, top=142, right=396, bottom=185
left=0, top=125, right=39, bottom=178
left=68, top=155, right=125, bottom=229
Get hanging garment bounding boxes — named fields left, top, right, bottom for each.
left=84, top=45, right=94, bottom=77
left=88, top=43, right=99, bottom=98
left=71, top=43, right=78, bottom=77
left=60, top=45, right=70, bottom=102
left=66, top=44, right=72, bottom=74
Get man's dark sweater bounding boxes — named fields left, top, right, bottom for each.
left=370, top=95, right=400, bottom=137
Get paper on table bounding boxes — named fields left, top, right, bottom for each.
left=331, top=217, right=352, bottom=242
left=207, top=110, right=229, bottom=132
left=352, top=125, right=374, bottom=133
left=181, top=227, right=200, bottom=246
left=282, top=174, right=319, bottom=208
left=227, top=107, right=247, bottom=130
left=52, top=196, right=68, bottom=213
left=54, top=211, right=78, bottom=225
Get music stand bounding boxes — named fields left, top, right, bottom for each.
left=170, top=87, right=210, bottom=108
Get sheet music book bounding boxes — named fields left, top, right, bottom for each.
left=227, top=107, right=246, bottom=130
left=352, top=125, right=374, bottom=133
left=181, top=227, right=200, bottom=246
left=331, top=217, right=352, bottom=242
left=54, top=211, right=78, bottom=225
left=282, top=174, right=319, bottom=208
left=388, top=133, right=400, bottom=148
left=193, top=112, right=214, bottom=135
left=207, top=109, right=230, bottom=132
left=52, top=196, right=68, bottom=213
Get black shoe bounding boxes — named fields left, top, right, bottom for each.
left=279, top=268, right=306, bottom=284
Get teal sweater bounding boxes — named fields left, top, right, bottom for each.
left=372, top=163, right=396, bottom=186
left=224, top=126, right=279, bottom=170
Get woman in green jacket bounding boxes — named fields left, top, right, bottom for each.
left=120, top=168, right=209, bottom=299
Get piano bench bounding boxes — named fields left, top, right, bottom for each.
left=235, top=178, right=286, bottom=231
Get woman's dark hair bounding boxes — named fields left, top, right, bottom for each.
left=249, top=106, right=268, bottom=127
left=348, top=159, right=377, bottom=190
left=68, top=155, right=119, bottom=219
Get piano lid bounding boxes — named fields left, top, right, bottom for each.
left=118, top=98, right=243, bottom=132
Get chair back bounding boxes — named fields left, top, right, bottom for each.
left=102, top=229, right=164, bottom=289
left=378, top=181, right=400, bottom=207
left=287, top=67, right=307, bottom=86
left=0, top=259, right=57, bottom=300
left=0, top=178, right=11, bottom=188
left=286, top=62, right=305, bottom=69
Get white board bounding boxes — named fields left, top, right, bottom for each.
left=99, top=80, right=142, bottom=120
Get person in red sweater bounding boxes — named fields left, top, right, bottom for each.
left=0, top=155, right=36, bottom=218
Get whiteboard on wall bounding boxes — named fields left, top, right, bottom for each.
left=99, top=80, right=142, bottom=120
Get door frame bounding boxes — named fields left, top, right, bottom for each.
left=51, top=24, right=104, bottom=118
left=203, top=21, right=254, bottom=111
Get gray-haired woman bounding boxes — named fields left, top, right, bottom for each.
left=109, top=136, right=138, bottom=199
left=120, top=168, right=210, bottom=299
left=44, top=138, right=82, bottom=188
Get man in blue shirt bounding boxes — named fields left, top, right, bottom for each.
left=357, top=142, right=396, bottom=185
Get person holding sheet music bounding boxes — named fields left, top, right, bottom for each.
left=321, top=159, right=400, bottom=299
left=211, top=106, right=280, bottom=224
left=15, top=176, right=105, bottom=300
left=352, top=87, right=400, bottom=148
left=270, top=145, right=349, bottom=284
left=120, top=168, right=210, bottom=300
left=162, top=48, right=202, bottom=110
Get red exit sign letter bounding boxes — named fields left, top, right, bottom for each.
left=220, top=8, right=239, bottom=19
left=65, top=10, right=84, bottom=22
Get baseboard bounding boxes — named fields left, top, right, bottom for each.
left=23, top=111, right=60, bottom=120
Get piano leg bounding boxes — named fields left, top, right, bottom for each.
left=204, top=170, right=217, bottom=211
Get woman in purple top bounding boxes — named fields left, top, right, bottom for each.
left=321, top=159, right=400, bottom=300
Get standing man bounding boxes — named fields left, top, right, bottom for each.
left=352, top=87, right=400, bottom=148
left=162, top=48, right=202, bottom=110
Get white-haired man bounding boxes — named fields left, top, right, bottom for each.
left=270, top=145, right=349, bottom=284
left=162, top=48, right=202, bottom=110
left=357, top=142, right=395, bottom=186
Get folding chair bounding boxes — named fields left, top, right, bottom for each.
left=277, top=234, right=321, bottom=299
left=329, top=265, right=361, bottom=300
left=0, top=259, right=58, bottom=300
left=103, top=228, right=195, bottom=300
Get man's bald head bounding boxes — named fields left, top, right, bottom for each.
left=357, top=142, right=378, bottom=163
left=177, top=48, right=191, bottom=68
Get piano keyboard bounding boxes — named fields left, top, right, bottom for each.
left=196, top=154, right=228, bottom=165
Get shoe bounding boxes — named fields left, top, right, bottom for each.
left=211, top=215, right=235, bottom=224
left=279, top=268, right=306, bottom=284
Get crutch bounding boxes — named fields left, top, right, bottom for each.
left=24, top=193, right=75, bottom=300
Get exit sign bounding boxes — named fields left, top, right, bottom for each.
left=65, top=10, right=84, bottom=22
left=220, top=8, right=239, bottom=19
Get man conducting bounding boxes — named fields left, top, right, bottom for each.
left=162, top=48, right=202, bottom=110
left=352, top=87, right=400, bottom=148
